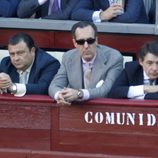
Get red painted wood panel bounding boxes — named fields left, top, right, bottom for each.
left=51, top=102, right=158, bottom=157
left=0, top=29, right=54, bottom=49
left=0, top=149, right=142, bottom=158
left=98, top=34, right=155, bottom=54
left=0, top=95, right=157, bottom=157
left=0, top=29, right=155, bottom=58
left=0, top=148, right=29, bottom=158
left=0, top=95, right=53, bottom=150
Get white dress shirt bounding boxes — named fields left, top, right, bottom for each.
left=127, top=71, right=154, bottom=99
left=92, top=0, right=124, bottom=22
left=14, top=59, right=34, bottom=97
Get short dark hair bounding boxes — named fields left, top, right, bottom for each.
left=139, top=40, right=158, bottom=60
left=8, top=32, right=35, bottom=51
left=71, top=21, right=98, bottom=39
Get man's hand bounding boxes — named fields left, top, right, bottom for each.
left=144, top=85, right=158, bottom=93
left=60, top=88, right=79, bottom=103
left=100, top=5, right=123, bottom=21
left=56, top=88, right=79, bottom=105
left=0, top=73, right=13, bottom=89
left=56, top=92, right=71, bottom=106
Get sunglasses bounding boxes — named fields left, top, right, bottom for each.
left=75, top=38, right=96, bottom=45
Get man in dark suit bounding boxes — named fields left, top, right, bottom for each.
left=48, top=21, right=123, bottom=105
left=109, top=40, right=158, bottom=100
left=0, top=32, right=60, bottom=96
left=17, top=0, right=78, bottom=19
left=71, top=0, right=148, bottom=23
left=0, top=0, right=21, bottom=17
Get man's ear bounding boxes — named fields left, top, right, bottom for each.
left=31, top=47, right=36, bottom=56
left=139, top=58, right=143, bottom=66
left=72, top=38, right=77, bottom=48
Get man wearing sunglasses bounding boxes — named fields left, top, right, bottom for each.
left=49, top=21, right=123, bottom=105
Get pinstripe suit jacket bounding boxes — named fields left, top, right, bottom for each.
left=71, top=0, right=148, bottom=23
left=17, top=0, right=78, bottom=19
left=0, top=0, right=21, bottom=17
left=48, top=45, right=123, bottom=99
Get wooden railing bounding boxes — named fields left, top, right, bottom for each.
left=0, top=19, right=157, bottom=59
left=0, top=94, right=157, bottom=157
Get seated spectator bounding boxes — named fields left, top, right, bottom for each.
left=48, top=21, right=123, bottom=105
left=0, top=0, right=21, bottom=17
left=148, top=0, right=155, bottom=24
left=0, top=32, right=60, bottom=96
left=17, top=0, right=78, bottom=19
left=71, top=0, right=148, bottom=23
left=108, top=40, right=158, bottom=100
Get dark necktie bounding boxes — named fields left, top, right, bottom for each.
left=149, top=79, right=155, bottom=85
left=51, top=0, right=60, bottom=13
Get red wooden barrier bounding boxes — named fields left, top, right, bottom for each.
left=0, top=94, right=53, bottom=150
left=0, top=95, right=157, bottom=157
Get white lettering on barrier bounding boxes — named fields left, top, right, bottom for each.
left=84, top=112, right=157, bottom=127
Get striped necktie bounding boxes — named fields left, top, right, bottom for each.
left=84, top=63, right=91, bottom=88
left=20, top=71, right=28, bottom=84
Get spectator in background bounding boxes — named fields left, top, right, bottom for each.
left=0, top=0, right=21, bottom=17
left=71, top=0, right=148, bottom=23
left=17, top=0, right=78, bottom=19
left=0, top=32, right=60, bottom=96
left=148, top=0, right=156, bottom=24
left=48, top=21, right=123, bottom=105
left=108, top=40, right=158, bottom=100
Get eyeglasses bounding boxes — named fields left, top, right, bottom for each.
left=75, top=38, right=96, bottom=45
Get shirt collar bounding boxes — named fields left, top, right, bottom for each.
left=143, top=71, right=150, bottom=80
left=82, top=54, right=96, bottom=65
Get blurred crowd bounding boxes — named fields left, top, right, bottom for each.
left=0, top=0, right=156, bottom=24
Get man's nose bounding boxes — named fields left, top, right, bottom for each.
left=83, top=41, right=89, bottom=48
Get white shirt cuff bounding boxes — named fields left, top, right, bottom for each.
left=127, top=85, right=145, bottom=99
left=14, top=83, right=26, bottom=97
left=81, top=89, right=90, bottom=100
left=54, top=91, right=60, bottom=100
left=92, top=10, right=102, bottom=23
left=38, top=0, right=48, bottom=5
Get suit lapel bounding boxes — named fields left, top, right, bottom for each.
left=10, top=71, right=19, bottom=83
left=60, top=0, right=68, bottom=10
left=90, top=52, right=108, bottom=87
left=68, top=53, right=83, bottom=88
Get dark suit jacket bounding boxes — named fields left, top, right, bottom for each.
left=108, top=61, right=158, bottom=100
left=17, top=0, right=78, bottom=19
left=0, top=0, right=21, bottom=17
left=71, top=0, right=148, bottom=23
left=149, top=0, right=155, bottom=24
left=0, top=48, right=60, bottom=95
